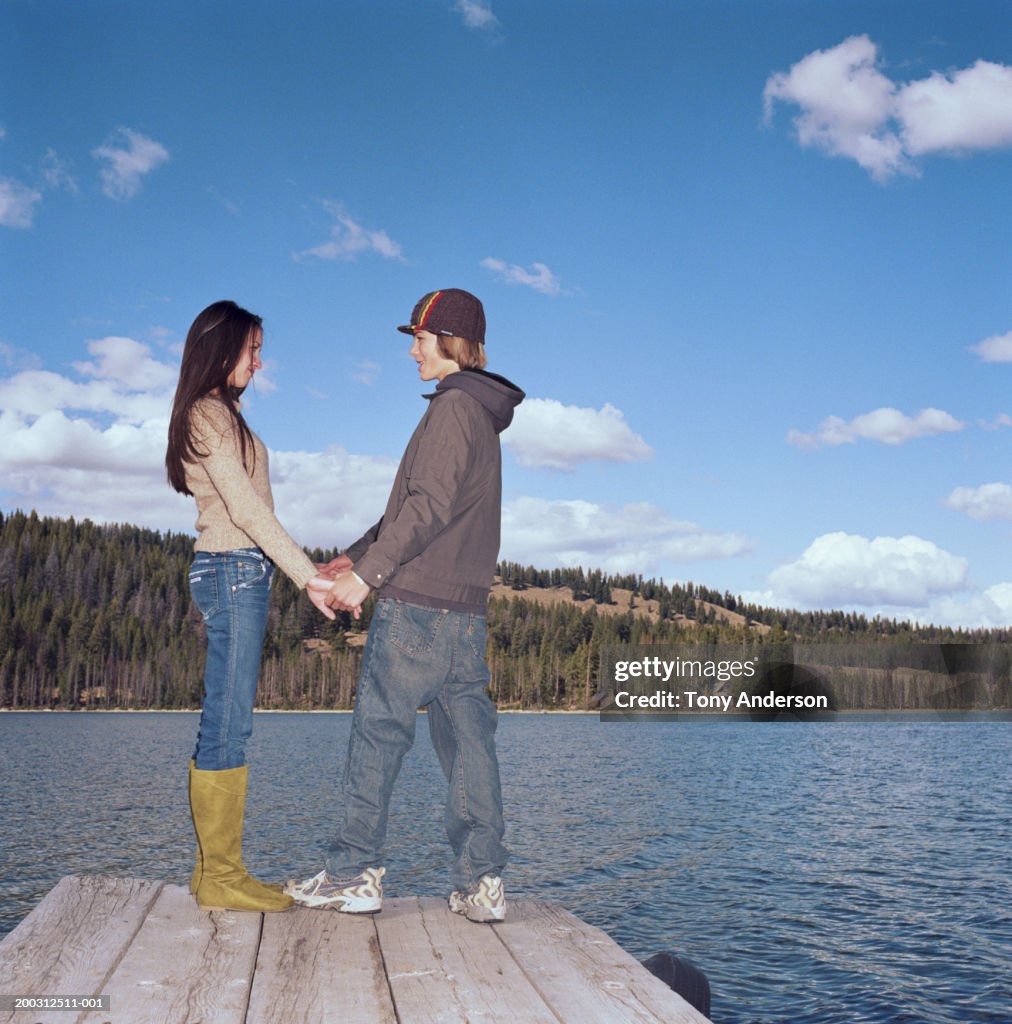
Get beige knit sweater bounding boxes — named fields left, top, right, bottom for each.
left=185, top=396, right=317, bottom=589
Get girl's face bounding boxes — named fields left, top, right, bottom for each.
left=228, top=328, right=263, bottom=390
left=410, top=330, right=460, bottom=382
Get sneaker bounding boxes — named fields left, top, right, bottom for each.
left=448, top=874, right=506, bottom=923
left=284, top=866, right=384, bottom=913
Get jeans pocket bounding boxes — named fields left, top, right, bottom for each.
left=389, top=601, right=442, bottom=655
left=189, top=565, right=220, bottom=622
left=235, top=557, right=269, bottom=590
left=466, top=615, right=488, bottom=659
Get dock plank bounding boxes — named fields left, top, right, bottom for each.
left=499, top=898, right=710, bottom=1024
left=77, top=883, right=261, bottom=1024
left=0, top=880, right=713, bottom=1023
left=246, top=907, right=395, bottom=1024
left=0, top=875, right=162, bottom=1024
left=375, top=896, right=559, bottom=1023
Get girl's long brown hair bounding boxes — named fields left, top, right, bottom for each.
left=166, top=300, right=261, bottom=496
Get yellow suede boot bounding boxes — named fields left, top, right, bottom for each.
left=188, top=761, right=282, bottom=895
left=188, top=763, right=292, bottom=912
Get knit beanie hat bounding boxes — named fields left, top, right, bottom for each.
left=397, top=289, right=486, bottom=346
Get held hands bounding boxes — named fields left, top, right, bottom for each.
left=308, top=554, right=356, bottom=619
left=307, top=570, right=371, bottom=620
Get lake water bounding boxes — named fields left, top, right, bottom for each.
left=1, top=712, right=1009, bottom=1024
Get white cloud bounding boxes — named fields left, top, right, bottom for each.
left=205, top=185, right=240, bottom=216
left=764, top=36, right=1012, bottom=180
left=501, top=497, right=749, bottom=574
left=0, top=137, right=77, bottom=227
left=41, top=148, right=78, bottom=193
left=744, top=578, right=1012, bottom=629
left=763, top=36, right=908, bottom=180
left=0, top=368, right=170, bottom=425
left=481, top=258, right=562, bottom=295
left=352, top=360, right=381, bottom=386
left=0, top=342, right=41, bottom=371
left=970, top=331, right=1012, bottom=363
left=295, top=202, right=403, bottom=262
left=2, top=408, right=164, bottom=473
left=0, top=411, right=186, bottom=534
left=454, top=0, right=498, bottom=31
left=787, top=406, right=964, bottom=449
left=0, top=335, right=181, bottom=530
left=944, top=482, right=1012, bottom=521
left=757, top=532, right=969, bottom=610
left=976, top=413, right=1012, bottom=431
left=267, top=448, right=396, bottom=550
left=504, top=398, right=652, bottom=470
left=73, top=335, right=178, bottom=392
left=896, top=61, right=1012, bottom=155
left=92, top=128, right=169, bottom=200
left=980, top=583, right=1012, bottom=622
left=916, top=582, right=1012, bottom=629
left=888, top=586, right=1012, bottom=630
left=0, top=177, right=43, bottom=228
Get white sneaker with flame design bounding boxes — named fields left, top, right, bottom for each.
left=284, top=866, right=384, bottom=913
left=448, top=874, right=506, bottom=922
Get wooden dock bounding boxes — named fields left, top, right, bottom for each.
left=0, top=876, right=712, bottom=1023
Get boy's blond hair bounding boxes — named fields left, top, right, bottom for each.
left=437, top=335, right=487, bottom=370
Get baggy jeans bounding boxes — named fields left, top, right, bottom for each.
left=188, top=548, right=274, bottom=770
left=326, top=597, right=508, bottom=891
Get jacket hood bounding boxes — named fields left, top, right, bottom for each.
left=430, top=369, right=525, bottom=434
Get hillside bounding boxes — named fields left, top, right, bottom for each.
left=1, top=510, right=1007, bottom=711
left=489, top=579, right=767, bottom=633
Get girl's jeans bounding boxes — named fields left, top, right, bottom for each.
left=326, top=597, right=509, bottom=891
left=188, top=548, right=274, bottom=770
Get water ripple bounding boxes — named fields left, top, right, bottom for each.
left=1, top=712, right=1009, bottom=1024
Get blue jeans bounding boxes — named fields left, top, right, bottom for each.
left=188, top=549, right=274, bottom=770
left=326, top=598, right=508, bottom=891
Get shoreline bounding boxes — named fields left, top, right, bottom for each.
left=0, top=707, right=596, bottom=715
left=1, top=707, right=1009, bottom=720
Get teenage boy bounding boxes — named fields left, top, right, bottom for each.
left=286, top=289, right=524, bottom=922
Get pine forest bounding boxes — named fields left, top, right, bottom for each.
left=1, top=510, right=1009, bottom=711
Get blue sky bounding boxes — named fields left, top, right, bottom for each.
left=2, top=0, right=1011, bottom=627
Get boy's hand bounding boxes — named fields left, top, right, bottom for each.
left=313, top=571, right=370, bottom=620
left=316, top=553, right=353, bottom=575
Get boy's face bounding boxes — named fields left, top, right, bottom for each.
left=410, top=330, right=460, bottom=382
